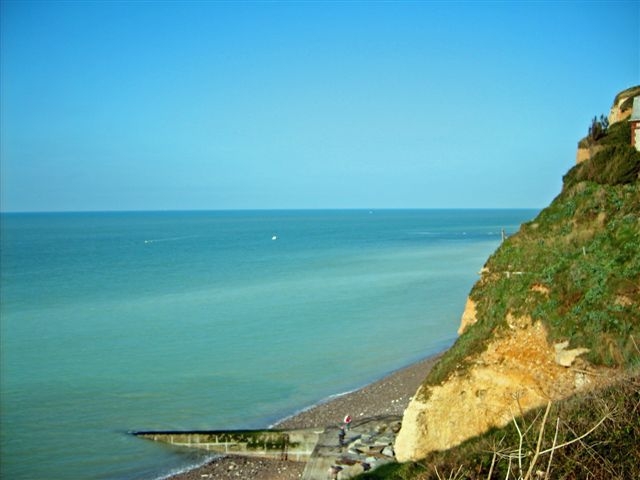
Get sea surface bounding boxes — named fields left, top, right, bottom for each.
left=0, top=209, right=537, bottom=479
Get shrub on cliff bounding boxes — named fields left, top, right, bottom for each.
left=566, top=121, right=640, bottom=188
left=564, top=144, right=640, bottom=187
left=589, top=114, right=609, bottom=142
left=577, top=114, right=609, bottom=148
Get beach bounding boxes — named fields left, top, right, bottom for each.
left=167, top=353, right=442, bottom=480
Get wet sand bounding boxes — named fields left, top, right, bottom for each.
left=167, top=353, right=441, bottom=480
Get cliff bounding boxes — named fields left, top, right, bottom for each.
left=609, top=85, right=640, bottom=124
left=395, top=87, right=640, bottom=464
left=576, top=85, right=640, bottom=163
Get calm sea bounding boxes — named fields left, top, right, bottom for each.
left=0, top=209, right=536, bottom=479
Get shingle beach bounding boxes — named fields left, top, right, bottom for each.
left=168, top=354, right=441, bottom=480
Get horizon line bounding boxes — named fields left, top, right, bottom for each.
left=0, top=206, right=542, bottom=215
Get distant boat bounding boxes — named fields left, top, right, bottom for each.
left=272, top=235, right=278, bottom=241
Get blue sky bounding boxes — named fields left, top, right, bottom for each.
left=1, top=1, right=638, bottom=212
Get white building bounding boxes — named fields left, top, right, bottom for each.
left=630, top=96, right=640, bottom=151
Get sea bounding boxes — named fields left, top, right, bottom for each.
left=0, top=209, right=537, bottom=479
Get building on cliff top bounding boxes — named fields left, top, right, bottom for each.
left=630, top=96, right=640, bottom=152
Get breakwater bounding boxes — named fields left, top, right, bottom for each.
left=132, top=428, right=321, bottom=462
left=133, top=416, right=401, bottom=479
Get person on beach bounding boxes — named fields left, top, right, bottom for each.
left=343, top=414, right=352, bottom=430
left=338, top=426, right=346, bottom=447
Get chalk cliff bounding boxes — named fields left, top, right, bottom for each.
left=608, top=85, right=640, bottom=124
left=395, top=87, right=640, bottom=462
left=395, top=317, right=600, bottom=461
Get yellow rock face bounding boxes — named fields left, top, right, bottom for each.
left=457, top=298, right=477, bottom=335
left=395, top=318, right=598, bottom=462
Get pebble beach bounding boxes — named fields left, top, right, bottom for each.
left=167, top=353, right=441, bottom=480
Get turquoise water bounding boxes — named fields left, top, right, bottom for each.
left=0, top=209, right=536, bottom=479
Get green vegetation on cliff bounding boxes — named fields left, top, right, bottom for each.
left=426, top=117, right=639, bottom=388
left=570, top=121, right=640, bottom=185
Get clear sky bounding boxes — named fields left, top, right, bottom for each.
left=1, top=0, right=638, bottom=212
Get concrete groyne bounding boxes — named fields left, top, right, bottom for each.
left=132, top=415, right=401, bottom=479
left=132, top=428, right=321, bottom=462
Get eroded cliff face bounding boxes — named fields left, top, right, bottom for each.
left=456, top=298, right=476, bottom=335
left=576, top=144, right=604, bottom=164
left=608, top=86, right=640, bottom=124
left=395, top=87, right=639, bottom=463
left=395, top=315, right=603, bottom=462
